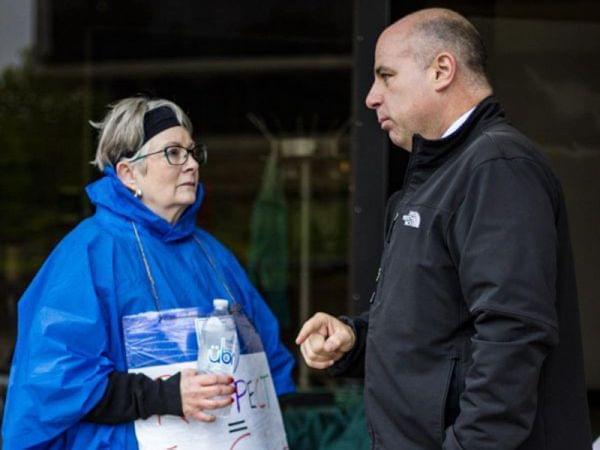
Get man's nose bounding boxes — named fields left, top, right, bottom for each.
left=365, top=83, right=381, bottom=109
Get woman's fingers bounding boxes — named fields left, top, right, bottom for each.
left=184, top=384, right=235, bottom=405
left=201, top=396, right=235, bottom=410
left=185, top=391, right=235, bottom=421
left=192, top=410, right=217, bottom=422
left=180, top=370, right=237, bottom=420
left=198, top=383, right=236, bottom=399
left=197, top=373, right=234, bottom=386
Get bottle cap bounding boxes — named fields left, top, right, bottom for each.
left=213, top=299, right=229, bottom=310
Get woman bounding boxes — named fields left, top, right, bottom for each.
left=2, top=97, right=295, bottom=448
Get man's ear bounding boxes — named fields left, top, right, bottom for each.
left=430, top=52, right=456, bottom=92
left=116, top=161, right=138, bottom=192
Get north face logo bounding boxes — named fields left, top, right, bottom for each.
left=402, top=211, right=420, bottom=228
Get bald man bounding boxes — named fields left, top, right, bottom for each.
left=296, top=8, right=592, bottom=450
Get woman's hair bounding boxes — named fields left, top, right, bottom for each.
left=91, top=97, right=193, bottom=170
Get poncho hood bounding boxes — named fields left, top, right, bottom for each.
left=85, top=167, right=204, bottom=242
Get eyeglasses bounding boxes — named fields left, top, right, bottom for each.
left=128, top=143, right=207, bottom=166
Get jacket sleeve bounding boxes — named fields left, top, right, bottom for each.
left=444, top=157, right=560, bottom=450
left=84, top=371, right=182, bottom=424
left=328, top=312, right=369, bottom=378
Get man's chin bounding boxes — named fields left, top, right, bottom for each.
left=388, top=133, right=412, bottom=152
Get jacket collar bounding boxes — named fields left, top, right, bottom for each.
left=85, top=167, right=204, bottom=242
left=409, top=95, right=506, bottom=169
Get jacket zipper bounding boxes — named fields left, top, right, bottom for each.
left=385, top=211, right=400, bottom=244
left=369, top=267, right=383, bottom=304
left=370, top=148, right=419, bottom=306
left=400, top=142, right=418, bottom=198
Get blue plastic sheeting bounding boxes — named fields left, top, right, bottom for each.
left=124, top=308, right=202, bottom=369
left=123, top=305, right=267, bottom=370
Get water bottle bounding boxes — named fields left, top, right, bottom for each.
left=195, top=299, right=238, bottom=416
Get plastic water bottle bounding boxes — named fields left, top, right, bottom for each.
left=195, top=299, right=238, bottom=416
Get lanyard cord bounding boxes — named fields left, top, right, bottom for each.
left=131, top=221, right=161, bottom=311
left=192, top=234, right=238, bottom=307
left=130, top=221, right=238, bottom=312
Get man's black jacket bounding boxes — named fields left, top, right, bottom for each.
left=334, top=97, right=592, bottom=449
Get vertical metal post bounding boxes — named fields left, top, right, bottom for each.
left=298, top=158, right=311, bottom=389
left=81, top=26, right=92, bottom=217
left=4, top=245, right=20, bottom=345
left=35, top=0, right=53, bottom=60
left=349, top=0, right=390, bottom=315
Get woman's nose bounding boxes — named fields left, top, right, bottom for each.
left=183, top=151, right=199, bottom=171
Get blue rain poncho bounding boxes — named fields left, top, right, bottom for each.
left=2, top=168, right=295, bottom=449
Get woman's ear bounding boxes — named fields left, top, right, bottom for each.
left=116, top=161, right=138, bottom=192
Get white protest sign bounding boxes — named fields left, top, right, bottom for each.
left=131, top=352, right=288, bottom=450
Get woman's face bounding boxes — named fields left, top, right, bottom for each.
left=132, top=126, right=199, bottom=223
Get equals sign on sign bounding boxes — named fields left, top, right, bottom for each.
left=228, top=420, right=248, bottom=434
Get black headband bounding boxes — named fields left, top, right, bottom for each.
left=143, top=106, right=181, bottom=145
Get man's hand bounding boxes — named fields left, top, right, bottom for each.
left=295, top=312, right=356, bottom=369
left=180, top=370, right=235, bottom=422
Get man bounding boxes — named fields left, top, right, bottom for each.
left=296, top=8, right=592, bottom=450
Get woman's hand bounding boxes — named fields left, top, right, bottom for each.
left=180, top=369, right=235, bottom=422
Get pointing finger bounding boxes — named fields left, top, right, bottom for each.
left=295, top=317, right=322, bottom=345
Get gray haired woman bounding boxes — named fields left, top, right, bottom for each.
left=2, top=96, right=295, bottom=449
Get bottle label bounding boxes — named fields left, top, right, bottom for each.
left=194, top=317, right=238, bottom=375
left=208, top=338, right=234, bottom=365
